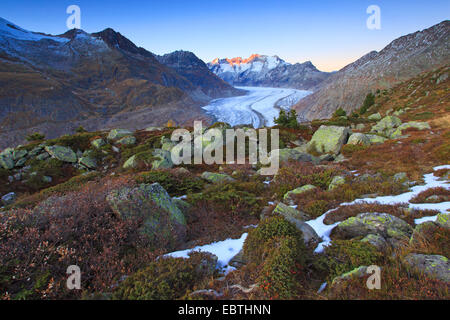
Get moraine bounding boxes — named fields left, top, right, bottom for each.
left=202, top=86, right=311, bottom=128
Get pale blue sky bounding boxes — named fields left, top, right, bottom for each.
left=1, top=0, right=449, bottom=71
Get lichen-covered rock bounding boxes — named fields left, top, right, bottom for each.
left=308, top=125, right=351, bottom=155
left=371, top=116, right=402, bottom=136
left=79, top=156, right=97, bottom=169
left=272, top=203, right=318, bottom=244
left=152, top=149, right=173, bottom=170
left=328, top=176, right=346, bottom=190
left=0, top=149, right=14, bottom=169
left=335, top=212, right=413, bottom=242
left=331, top=266, right=369, bottom=288
left=106, top=183, right=186, bottom=248
left=361, top=234, right=389, bottom=252
left=91, top=138, right=106, bottom=149
left=107, top=129, right=133, bottom=141
left=44, top=146, right=77, bottom=163
left=436, top=213, right=450, bottom=229
left=347, top=133, right=370, bottom=146
left=123, top=155, right=138, bottom=169
left=273, top=202, right=310, bottom=222
left=365, top=134, right=387, bottom=144
left=13, top=149, right=28, bottom=161
left=403, top=254, right=449, bottom=282
left=145, top=127, right=164, bottom=132
left=390, top=121, right=431, bottom=139
left=201, top=172, right=235, bottom=184
left=275, top=148, right=313, bottom=163
left=368, top=113, right=382, bottom=121
left=172, top=198, right=192, bottom=216
left=283, top=185, right=316, bottom=204
left=229, top=249, right=247, bottom=268
left=116, top=136, right=136, bottom=146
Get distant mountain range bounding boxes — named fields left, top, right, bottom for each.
left=294, top=20, right=450, bottom=120
left=208, top=54, right=331, bottom=90
left=0, top=17, right=240, bottom=147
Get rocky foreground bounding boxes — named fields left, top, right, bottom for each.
left=0, top=67, right=449, bottom=300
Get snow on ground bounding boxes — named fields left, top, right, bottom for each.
left=166, top=166, right=449, bottom=270
left=202, top=87, right=311, bottom=128
left=166, top=233, right=248, bottom=272
left=306, top=165, right=449, bottom=253
left=0, top=17, right=68, bottom=43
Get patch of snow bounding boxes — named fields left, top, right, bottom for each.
left=305, top=166, right=450, bottom=252
left=165, top=233, right=248, bottom=271
left=0, top=17, right=68, bottom=43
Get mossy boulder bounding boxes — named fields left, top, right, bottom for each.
left=328, top=176, right=346, bottom=190
left=390, top=121, right=431, bottom=139
left=91, top=138, right=106, bottom=149
left=366, top=134, right=387, bottom=144
left=308, top=125, right=351, bottom=155
left=361, top=234, right=389, bottom=252
left=371, top=116, right=402, bottom=136
left=283, top=184, right=316, bottom=204
left=335, top=212, right=413, bottom=243
left=123, top=155, right=138, bottom=169
left=151, top=149, right=173, bottom=170
left=272, top=203, right=318, bottom=244
left=44, top=145, right=77, bottom=163
left=275, top=148, right=313, bottom=163
left=116, top=135, right=136, bottom=146
left=107, top=129, right=133, bottom=141
left=368, top=113, right=382, bottom=121
left=347, top=133, right=370, bottom=146
left=0, top=149, right=15, bottom=169
left=201, top=172, right=235, bottom=184
left=78, top=156, right=97, bottom=169
left=403, top=254, right=449, bottom=282
left=106, top=183, right=186, bottom=248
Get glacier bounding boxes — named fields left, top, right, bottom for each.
left=202, top=86, right=311, bottom=128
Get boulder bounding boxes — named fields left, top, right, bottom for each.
left=308, top=125, right=351, bottom=155
left=106, top=183, right=186, bottom=248
left=328, top=176, right=346, bottom=190
left=229, top=250, right=247, bottom=268
left=36, top=152, right=50, bottom=161
left=371, top=116, right=402, bottom=136
left=335, top=212, right=413, bottom=242
left=44, top=146, right=77, bottom=163
left=347, top=133, right=370, bottom=146
left=201, top=172, right=235, bottom=184
left=107, top=129, right=133, bottom=141
left=403, top=254, right=449, bottom=282
left=1, top=192, right=16, bottom=206
left=79, top=156, right=97, bottom=169
left=151, top=149, right=174, bottom=170
left=368, top=113, right=382, bottom=121
left=13, top=149, right=28, bottom=161
left=116, top=136, right=136, bottom=146
left=331, top=266, right=370, bottom=288
left=91, top=138, right=106, bottom=149
left=273, top=202, right=310, bottom=222
left=390, top=121, right=431, bottom=139
left=123, top=155, right=138, bottom=169
left=283, top=185, right=316, bottom=204
left=365, top=134, right=387, bottom=144
left=0, top=149, right=14, bottom=169
left=361, top=234, right=389, bottom=252
left=275, top=148, right=313, bottom=163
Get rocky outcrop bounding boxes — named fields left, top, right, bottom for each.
left=294, top=20, right=450, bottom=120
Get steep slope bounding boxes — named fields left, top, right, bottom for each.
left=0, top=18, right=237, bottom=147
left=157, top=50, right=242, bottom=99
left=294, top=20, right=450, bottom=120
left=208, top=54, right=330, bottom=90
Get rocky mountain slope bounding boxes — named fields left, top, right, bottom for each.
left=294, top=20, right=450, bottom=120
left=0, top=66, right=449, bottom=300
left=0, top=18, right=239, bottom=148
left=208, top=54, right=330, bottom=90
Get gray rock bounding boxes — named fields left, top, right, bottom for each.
left=45, top=146, right=77, bottom=163
left=403, top=254, right=449, bottom=282
left=328, top=175, right=346, bottom=190
left=107, top=129, right=133, bottom=141
left=307, top=125, right=351, bottom=155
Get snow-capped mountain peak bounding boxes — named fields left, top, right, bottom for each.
left=208, top=54, right=330, bottom=90
left=0, top=17, right=68, bottom=43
